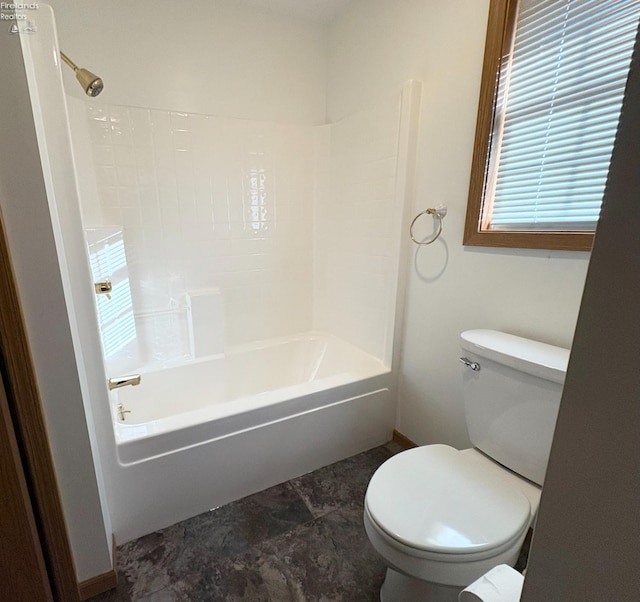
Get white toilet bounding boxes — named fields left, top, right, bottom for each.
left=364, top=329, right=570, bottom=602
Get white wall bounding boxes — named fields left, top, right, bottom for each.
left=47, top=0, right=327, bottom=124
left=328, top=0, right=590, bottom=447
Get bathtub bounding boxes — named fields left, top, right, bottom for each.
left=107, top=332, right=395, bottom=542
left=113, top=333, right=389, bottom=463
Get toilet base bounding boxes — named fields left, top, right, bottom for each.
left=380, top=567, right=462, bottom=602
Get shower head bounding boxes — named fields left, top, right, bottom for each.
left=60, top=51, right=104, bottom=97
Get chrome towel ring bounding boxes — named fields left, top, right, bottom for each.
left=409, top=206, right=447, bottom=245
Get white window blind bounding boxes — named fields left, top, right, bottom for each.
left=488, top=0, right=640, bottom=231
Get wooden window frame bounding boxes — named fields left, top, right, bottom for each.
left=463, top=0, right=595, bottom=252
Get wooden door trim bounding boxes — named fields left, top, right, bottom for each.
left=0, top=208, right=80, bottom=601
left=78, top=535, right=118, bottom=601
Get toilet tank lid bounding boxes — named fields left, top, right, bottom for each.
left=461, top=330, right=570, bottom=384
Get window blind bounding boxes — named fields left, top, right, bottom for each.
left=488, top=0, right=640, bottom=231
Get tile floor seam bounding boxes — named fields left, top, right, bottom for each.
left=287, top=478, right=321, bottom=519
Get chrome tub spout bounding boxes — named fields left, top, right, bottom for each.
left=108, top=375, right=141, bottom=391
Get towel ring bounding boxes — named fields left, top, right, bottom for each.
left=410, top=207, right=446, bottom=245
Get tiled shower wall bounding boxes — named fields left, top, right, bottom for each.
left=84, top=104, right=315, bottom=366
left=314, top=95, right=402, bottom=360
left=81, top=94, right=403, bottom=368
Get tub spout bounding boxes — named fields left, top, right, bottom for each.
left=108, top=374, right=141, bottom=390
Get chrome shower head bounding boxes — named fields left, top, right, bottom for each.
left=60, top=51, right=104, bottom=97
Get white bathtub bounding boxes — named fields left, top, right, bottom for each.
left=107, top=332, right=395, bottom=542
left=113, top=334, right=388, bottom=463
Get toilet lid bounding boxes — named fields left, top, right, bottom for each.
left=366, top=445, right=531, bottom=555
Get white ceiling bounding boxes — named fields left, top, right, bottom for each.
left=234, top=0, right=354, bottom=24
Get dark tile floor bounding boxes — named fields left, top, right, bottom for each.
left=91, top=442, right=405, bottom=602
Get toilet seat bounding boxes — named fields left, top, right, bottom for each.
left=365, top=445, right=532, bottom=558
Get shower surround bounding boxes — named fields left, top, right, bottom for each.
left=78, top=92, right=405, bottom=371
left=71, top=86, right=419, bottom=541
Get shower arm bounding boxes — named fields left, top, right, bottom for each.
left=60, top=50, right=78, bottom=72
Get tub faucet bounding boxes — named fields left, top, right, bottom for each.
left=108, top=375, right=141, bottom=391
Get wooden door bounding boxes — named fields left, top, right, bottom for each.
left=0, top=367, right=53, bottom=601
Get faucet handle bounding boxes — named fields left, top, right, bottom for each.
left=116, top=403, right=132, bottom=421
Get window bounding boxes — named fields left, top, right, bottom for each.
left=464, top=0, right=640, bottom=251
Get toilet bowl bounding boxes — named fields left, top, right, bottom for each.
left=364, top=445, right=540, bottom=601
left=364, top=330, right=569, bottom=602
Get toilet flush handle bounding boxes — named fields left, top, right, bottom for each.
left=459, top=357, right=481, bottom=371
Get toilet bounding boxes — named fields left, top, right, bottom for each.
left=364, top=329, right=570, bottom=602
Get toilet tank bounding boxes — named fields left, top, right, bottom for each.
left=460, top=330, right=570, bottom=486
